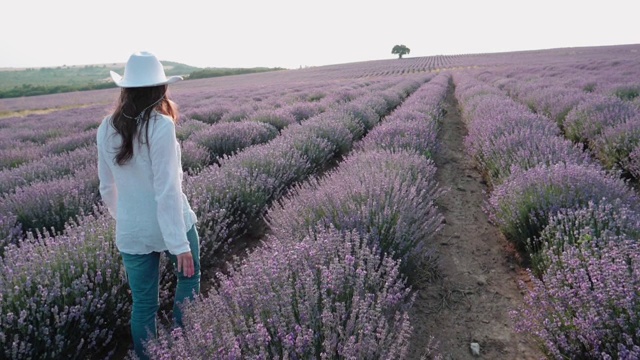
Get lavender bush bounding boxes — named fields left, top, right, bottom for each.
left=189, top=121, right=278, bottom=161
left=288, top=101, right=325, bottom=122
left=219, top=105, right=254, bottom=123
left=267, top=149, right=445, bottom=276
left=219, top=139, right=312, bottom=202
left=563, top=95, right=637, bottom=145
left=0, top=146, right=96, bottom=195
left=276, top=124, right=336, bottom=172
left=0, top=173, right=99, bottom=242
left=180, top=140, right=212, bottom=174
left=279, top=114, right=356, bottom=157
left=358, top=119, right=438, bottom=157
left=43, top=131, right=96, bottom=155
left=185, top=164, right=274, bottom=267
left=175, top=118, right=209, bottom=141
left=0, top=146, right=46, bottom=170
left=0, top=213, right=21, bottom=253
left=513, top=239, right=640, bottom=359
left=530, top=200, right=640, bottom=274
left=145, top=227, right=414, bottom=359
left=182, top=104, right=230, bottom=124
left=0, top=208, right=130, bottom=360
left=246, top=107, right=297, bottom=131
left=592, top=116, right=640, bottom=172
left=487, top=162, right=639, bottom=247
left=474, top=128, right=592, bottom=187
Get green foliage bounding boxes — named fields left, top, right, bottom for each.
left=392, top=44, right=411, bottom=59
left=187, top=67, right=285, bottom=80
left=613, top=85, right=640, bottom=100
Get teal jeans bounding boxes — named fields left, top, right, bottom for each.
left=120, top=225, right=200, bottom=360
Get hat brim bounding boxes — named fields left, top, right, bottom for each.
left=110, top=70, right=182, bottom=88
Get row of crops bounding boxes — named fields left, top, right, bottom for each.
left=453, top=64, right=640, bottom=359
left=0, top=62, right=453, bottom=358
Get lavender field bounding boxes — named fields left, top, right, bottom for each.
left=1, top=44, right=639, bottom=359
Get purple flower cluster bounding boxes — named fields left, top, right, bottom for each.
left=593, top=115, right=640, bottom=174
left=182, top=103, right=231, bottom=124
left=246, top=107, right=297, bottom=131
left=179, top=141, right=211, bottom=174
left=531, top=200, right=640, bottom=274
left=145, top=227, right=414, bottom=359
left=175, top=117, right=209, bottom=141
left=513, top=239, right=640, bottom=359
left=358, top=74, right=449, bottom=157
left=188, top=121, right=279, bottom=162
left=267, top=149, right=445, bottom=276
left=563, top=95, right=637, bottom=145
left=0, top=208, right=130, bottom=359
left=0, top=146, right=96, bottom=195
left=487, top=162, right=638, bottom=247
left=0, top=172, right=99, bottom=247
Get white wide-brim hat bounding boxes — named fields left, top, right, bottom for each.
left=110, top=51, right=183, bottom=88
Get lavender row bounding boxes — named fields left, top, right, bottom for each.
left=0, top=146, right=96, bottom=195
left=148, top=227, right=414, bottom=359
left=357, top=72, right=449, bottom=157
left=0, top=166, right=99, bottom=251
left=454, top=72, right=640, bottom=358
left=144, top=74, right=450, bottom=358
left=0, top=208, right=129, bottom=359
left=0, top=129, right=97, bottom=171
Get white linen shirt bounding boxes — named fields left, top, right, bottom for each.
left=97, top=111, right=197, bottom=255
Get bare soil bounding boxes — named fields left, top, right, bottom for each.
left=404, top=84, right=544, bottom=360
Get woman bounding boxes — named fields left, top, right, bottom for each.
left=96, top=51, right=200, bottom=360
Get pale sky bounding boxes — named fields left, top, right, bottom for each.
left=2, top=0, right=639, bottom=70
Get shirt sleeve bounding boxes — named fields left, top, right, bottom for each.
left=150, top=117, right=191, bottom=255
left=97, top=122, right=118, bottom=219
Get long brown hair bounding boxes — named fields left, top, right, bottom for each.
left=110, top=85, right=179, bottom=165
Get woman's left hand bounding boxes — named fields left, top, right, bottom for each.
left=176, top=251, right=195, bottom=277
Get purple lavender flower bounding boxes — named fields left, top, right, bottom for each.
left=531, top=200, right=640, bottom=274
left=145, top=227, right=414, bottom=359
left=0, top=208, right=130, bottom=359
left=188, top=121, right=278, bottom=161
left=513, top=239, right=640, bottom=359
left=487, top=162, right=639, bottom=247
left=563, top=95, right=637, bottom=145
left=266, top=149, right=445, bottom=276
left=592, top=115, right=640, bottom=173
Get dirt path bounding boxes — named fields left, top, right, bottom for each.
left=405, top=82, right=544, bottom=359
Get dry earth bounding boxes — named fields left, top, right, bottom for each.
left=404, top=83, right=544, bottom=360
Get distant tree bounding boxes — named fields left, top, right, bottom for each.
left=392, top=45, right=410, bottom=59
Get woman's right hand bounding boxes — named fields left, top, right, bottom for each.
left=176, top=251, right=195, bottom=277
